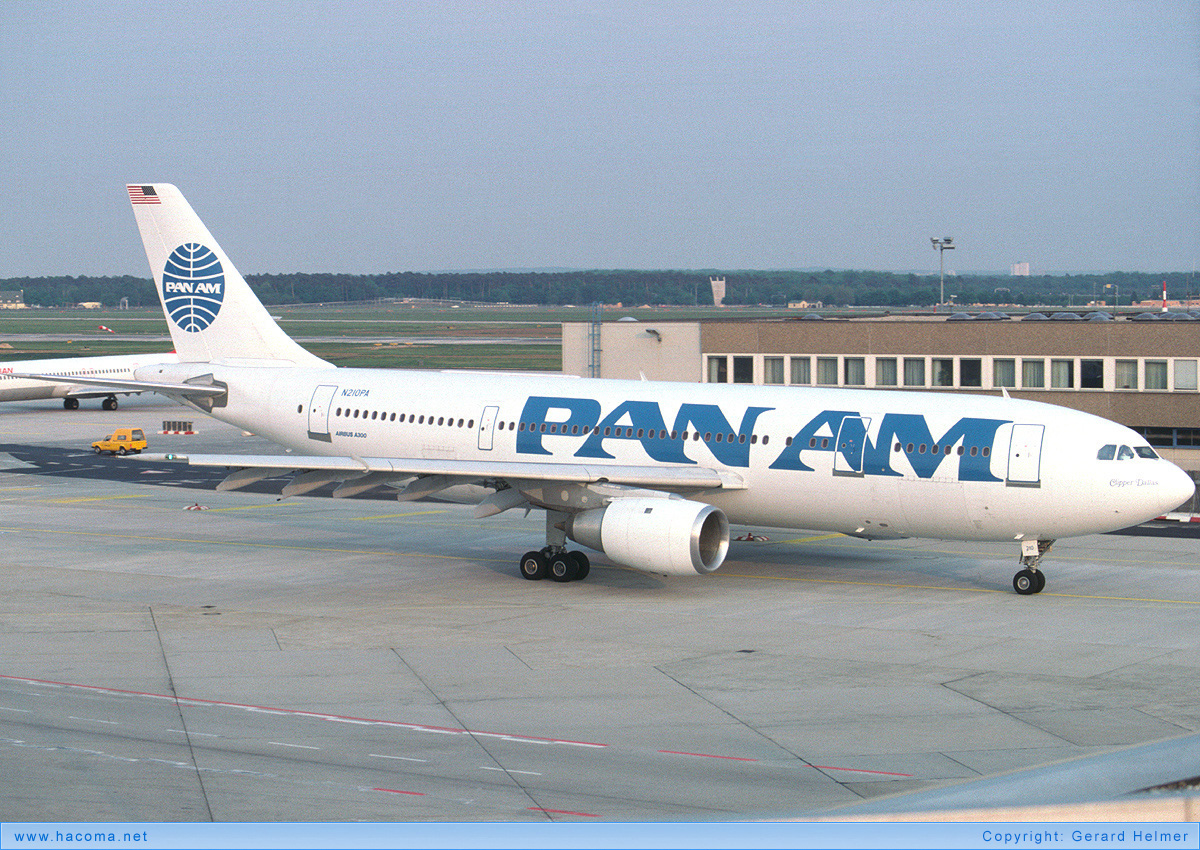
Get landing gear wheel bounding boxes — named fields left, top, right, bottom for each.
left=519, top=550, right=548, bottom=581
left=102, top=396, right=118, bottom=411
left=569, top=551, right=590, bottom=580
left=549, top=554, right=578, bottom=583
left=1034, top=571, right=1046, bottom=593
left=1013, top=569, right=1039, bottom=595
left=63, top=398, right=79, bottom=410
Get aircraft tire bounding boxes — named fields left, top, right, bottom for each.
left=549, top=554, right=578, bottom=583
left=1034, top=571, right=1046, bottom=593
left=569, top=551, right=590, bottom=580
left=64, top=398, right=79, bottom=410
left=1013, top=569, right=1038, bottom=595
left=103, top=397, right=118, bottom=411
left=520, top=551, right=548, bottom=581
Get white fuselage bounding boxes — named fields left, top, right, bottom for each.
left=139, top=361, right=1194, bottom=543
left=0, top=352, right=178, bottom=402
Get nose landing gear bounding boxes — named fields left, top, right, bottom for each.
left=1013, top=539, right=1053, bottom=595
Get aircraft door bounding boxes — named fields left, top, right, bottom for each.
left=307, top=384, right=338, bottom=443
left=478, top=405, right=500, bottom=451
left=833, top=416, right=871, bottom=476
left=1007, top=423, right=1044, bottom=486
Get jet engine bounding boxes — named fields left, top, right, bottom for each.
left=565, top=497, right=729, bottom=576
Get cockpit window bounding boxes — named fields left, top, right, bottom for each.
left=1117, top=445, right=1136, bottom=460
left=1135, top=446, right=1159, bottom=459
left=1097, top=444, right=1116, bottom=460
left=1098, top=444, right=1158, bottom=461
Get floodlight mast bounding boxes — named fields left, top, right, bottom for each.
left=930, top=236, right=955, bottom=308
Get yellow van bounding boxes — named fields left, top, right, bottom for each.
left=91, top=427, right=147, bottom=456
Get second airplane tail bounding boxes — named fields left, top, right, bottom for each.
left=127, top=184, right=330, bottom=368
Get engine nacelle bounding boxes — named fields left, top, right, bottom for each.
left=565, top=497, right=729, bottom=576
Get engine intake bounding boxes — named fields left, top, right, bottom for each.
left=566, top=497, right=729, bottom=576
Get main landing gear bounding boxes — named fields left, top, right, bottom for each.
left=102, top=395, right=119, bottom=411
left=520, top=548, right=591, bottom=583
left=63, top=398, right=79, bottom=410
left=1013, top=539, right=1054, bottom=595
left=519, top=509, right=591, bottom=583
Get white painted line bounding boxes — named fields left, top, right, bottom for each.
left=269, top=741, right=320, bottom=750
left=0, top=706, right=30, bottom=713
left=480, top=766, right=542, bottom=776
left=69, top=716, right=119, bottom=725
left=369, top=754, right=428, bottom=762
left=166, top=729, right=219, bottom=737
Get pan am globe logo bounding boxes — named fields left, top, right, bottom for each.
left=162, top=243, right=225, bottom=332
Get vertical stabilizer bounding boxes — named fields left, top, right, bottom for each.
left=127, top=184, right=330, bottom=367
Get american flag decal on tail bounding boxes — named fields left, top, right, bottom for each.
left=127, top=185, right=160, bottom=204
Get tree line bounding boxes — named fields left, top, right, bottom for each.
left=3, top=269, right=1195, bottom=309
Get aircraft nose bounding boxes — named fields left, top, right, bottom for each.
left=1162, top=464, right=1196, bottom=516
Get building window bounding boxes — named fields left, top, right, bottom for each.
left=844, top=357, right=866, bottom=386
left=960, top=358, right=982, bottom=388
left=1146, top=360, right=1168, bottom=390
left=1081, top=359, right=1103, bottom=389
left=817, top=357, right=839, bottom=385
left=904, top=358, right=925, bottom=387
left=763, top=357, right=785, bottom=384
left=1051, top=359, right=1074, bottom=388
left=932, top=358, right=954, bottom=387
left=876, top=357, right=897, bottom=386
left=1175, top=359, right=1198, bottom=391
left=993, top=358, right=1016, bottom=388
left=1022, top=359, right=1045, bottom=388
left=790, top=356, right=811, bottom=385
left=732, top=356, right=753, bottom=384
left=1115, top=359, right=1138, bottom=389
left=707, top=356, right=727, bottom=383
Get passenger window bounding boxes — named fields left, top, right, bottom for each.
left=1117, top=445, right=1135, bottom=460
left=1097, top=444, right=1116, bottom=460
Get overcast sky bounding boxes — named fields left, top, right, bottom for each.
left=2, top=1, right=1196, bottom=277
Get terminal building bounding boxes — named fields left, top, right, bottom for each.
left=562, top=314, right=1200, bottom=484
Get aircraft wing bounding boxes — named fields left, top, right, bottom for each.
left=139, top=451, right=746, bottom=509
left=7, top=372, right=227, bottom=399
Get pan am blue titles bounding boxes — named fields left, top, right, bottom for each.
left=27, top=184, right=1195, bottom=594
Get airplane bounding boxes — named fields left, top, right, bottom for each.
left=0, top=351, right=178, bottom=409
left=17, top=183, right=1195, bottom=594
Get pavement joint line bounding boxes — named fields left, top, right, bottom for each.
left=713, top=572, right=1200, bottom=604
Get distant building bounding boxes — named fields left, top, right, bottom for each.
left=77, top=301, right=102, bottom=309
left=0, top=290, right=26, bottom=309
left=1011, top=262, right=1031, bottom=276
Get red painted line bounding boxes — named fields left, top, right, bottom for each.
left=814, top=764, right=913, bottom=777
left=528, top=807, right=599, bottom=818
left=658, top=749, right=758, bottom=762
left=374, top=787, right=426, bottom=796
left=0, top=674, right=607, bottom=749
